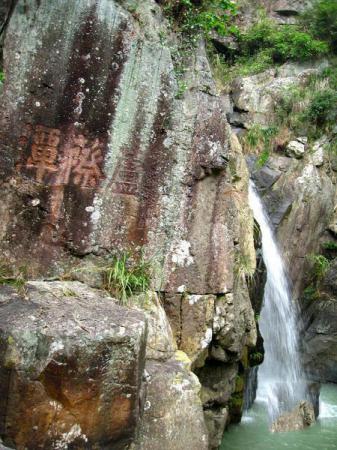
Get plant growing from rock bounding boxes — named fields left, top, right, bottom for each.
left=0, top=262, right=26, bottom=292
left=163, top=0, right=237, bottom=37
left=102, top=252, right=151, bottom=304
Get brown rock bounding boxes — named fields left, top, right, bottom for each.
left=0, top=281, right=147, bottom=449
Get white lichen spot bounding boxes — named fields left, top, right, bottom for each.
left=78, top=78, right=85, bottom=84
left=171, top=240, right=194, bottom=267
left=35, top=101, right=41, bottom=107
left=50, top=341, right=64, bottom=353
left=31, top=198, right=40, bottom=206
left=188, top=295, right=202, bottom=305
left=144, top=400, right=151, bottom=411
left=54, top=424, right=88, bottom=449
left=85, top=206, right=95, bottom=213
left=200, top=328, right=212, bottom=349
left=172, top=378, right=191, bottom=393
left=177, top=285, right=186, bottom=293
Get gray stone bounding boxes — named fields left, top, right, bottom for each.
left=271, top=401, right=315, bottom=432
left=135, top=356, right=208, bottom=450
left=286, top=140, right=306, bottom=158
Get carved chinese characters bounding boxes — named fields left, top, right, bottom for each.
left=20, top=124, right=105, bottom=188
left=26, top=125, right=60, bottom=182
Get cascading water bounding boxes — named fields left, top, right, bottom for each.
left=248, top=181, right=305, bottom=423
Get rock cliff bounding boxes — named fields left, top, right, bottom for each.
left=0, top=1, right=258, bottom=449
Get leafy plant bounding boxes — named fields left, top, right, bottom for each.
left=307, top=254, right=331, bottom=283
left=0, top=71, right=4, bottom=82
left=102, top=252, right=151, bottom=304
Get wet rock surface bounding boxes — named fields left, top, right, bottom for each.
left=271, top=401, right=315, bottom=432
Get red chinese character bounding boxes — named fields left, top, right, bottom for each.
left=26, top=125, right=60, bottom=182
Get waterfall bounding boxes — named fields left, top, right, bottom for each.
left=248, top=181, right=305, bottom=422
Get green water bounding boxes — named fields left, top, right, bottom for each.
left=221, top=384, right=337, bottom=450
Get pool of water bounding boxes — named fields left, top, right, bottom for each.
left=221, top=384, right=337, bottom=450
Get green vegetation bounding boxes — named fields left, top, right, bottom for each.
left=209, top=1, right=337, bottom=83
left=0, top=262, right=26, bottom=292
left=234, top=252, right=255, bottom=282
left=308, top=253, right=331, bottom=283
left=276, top=67, right=337, bottom=138
left=301, top=0, right=337, bottom=53
left=0, top=71, right=4, bottom=82
left=164, top=0, right=237, bottom=36
left=243, top=125, right=279, bottom=167
left=238, top=16, right=328, bottom=64
left=323, top=241, right=337, bottom=251
left=249, top=351, right=263, bottom=364
left=102, top=252, right=151, bottom=304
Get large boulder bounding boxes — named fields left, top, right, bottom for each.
left=134, top=356, right=208, bottom=450
left=0, top=281, right=147, bottom=449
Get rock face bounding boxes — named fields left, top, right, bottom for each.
left=135, top=358, right=208, bottom=450
left=228, top=61, right=328, bottom=128
left=0, top=281, right=147, bottom=449
left=303, top=260, right=337, bottom=382
left=0, top=1, right=260, bottom=448
left=271, top=401, right=315, bottom=432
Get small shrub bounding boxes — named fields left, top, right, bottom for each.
left=102, top=252, right=151, bottom=304
left=307, top=254, right=331, bottom=283
left=304, top=89, right=337, bottom=128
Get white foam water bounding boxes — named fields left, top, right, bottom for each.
left=248, top=181, right=305, bottom=422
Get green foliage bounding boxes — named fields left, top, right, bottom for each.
left=238, top=16, right=328, bottom=64
left=234, top=253, right=255, bottom=282
left=176, top=80, right=188, bottom=98
left=164, top=0, right=237, bottom=37
left=0, top=263, right=26, bottom=291
left=308, top=253, right=331, bottom=283
left=244, top=125, right=278, bottom=167
left=303, top=285, right=320, bottom=302
left=276, top=67, right=337, bottom=138
left=0, top=72, right=4, bottom=82
left=322, top=241, right=337, bottom=251
left=249, top=351, right=263, bottom=364
left=102, top=252, right=151, bottom=304
left=304, top=89, right=337, bottom=127
left=301, top=0, right=337, bottom=53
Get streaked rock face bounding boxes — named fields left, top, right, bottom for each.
left=0, top=0, right=249, bottom=298
left=0, top=1, right=258, bottom=448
